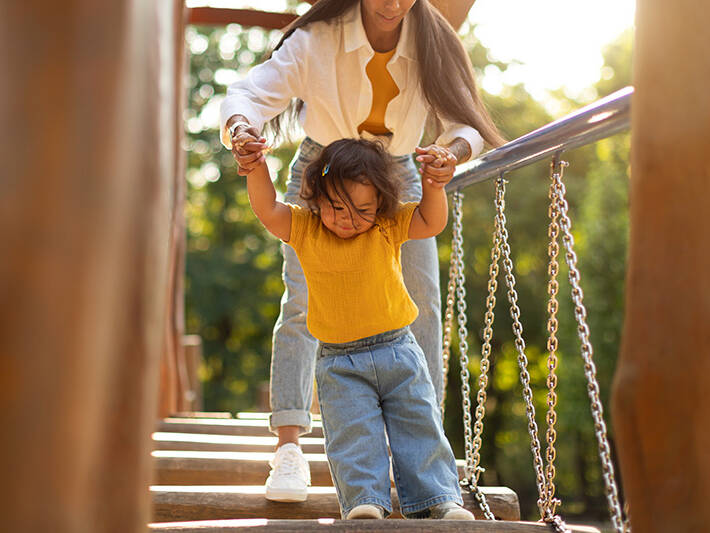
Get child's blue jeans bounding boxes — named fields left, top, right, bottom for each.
left=315, top=326, right=462, bottom=518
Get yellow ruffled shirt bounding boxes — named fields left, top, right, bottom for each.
left=286, top=203, right=419, bottom=344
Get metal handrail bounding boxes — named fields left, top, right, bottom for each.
left=447, top=86, right=633, bottom=192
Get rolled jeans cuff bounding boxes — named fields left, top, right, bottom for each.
left=269, top=409, right=312, bottom=435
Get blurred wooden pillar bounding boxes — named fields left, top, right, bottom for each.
left=0, top=0, right=186, bottom=532
left=612, top=0, right=710, bottom=531
left=159, top=0, right=191, bottom=417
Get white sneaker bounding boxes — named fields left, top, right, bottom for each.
left=264, top=443, right=311, bottom=502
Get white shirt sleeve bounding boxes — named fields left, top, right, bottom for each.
left=435, top=117, right=485, bottom=161
left=219, top=29, right=309, bottom=148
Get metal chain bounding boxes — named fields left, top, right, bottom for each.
left=551, top=161, right=629, bottom=533
left=465, top=184, right=502, bottom=503
left=450, top=191, right=496, bottom=520
left=440, top=232, right=458, bottom=416
left=494, top=176, right=558, bottom=527
left=542, top=158, right=563, bottom=520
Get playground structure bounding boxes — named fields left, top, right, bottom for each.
left=2, top=1, right=709, bottom=532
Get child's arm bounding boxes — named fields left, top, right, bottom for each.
left=408, top=146, right=456, bottom=239
left=246, top=159, right=292, bottom=242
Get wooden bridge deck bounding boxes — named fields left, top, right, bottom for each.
left=150, top=413, right=599, bottom=532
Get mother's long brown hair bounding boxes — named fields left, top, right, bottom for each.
left=265, top=0, right=505, bottom=148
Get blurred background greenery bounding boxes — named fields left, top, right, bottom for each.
left=183, top=9, right=631, bottom=525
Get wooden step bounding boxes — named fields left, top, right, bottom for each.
left=153, top=433, right=326, bottom=454
left=171, top=412, right=233, bottom=419
left=235, top=412, right=321, bottom=422
left=153, top=451, right=331, bottom=486
left=151, top=485, right=521, bottom=522
left=149, top=519, right=601, bottom=532
left=153, top=452, right=471, bottom=487
left=157, top=418, right=324, bottom=439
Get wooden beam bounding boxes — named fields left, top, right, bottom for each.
left=151, top=485, right=521, bottom=522
left=149, top=518, right=600, bottom=532
left=187, top=2, right=476, bottom=32
left=430, top=0, right=476, bottom=31
left=187, top=8, right=297, bottom=29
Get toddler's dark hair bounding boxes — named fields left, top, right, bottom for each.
left=300, top=138, right=401, bottom=221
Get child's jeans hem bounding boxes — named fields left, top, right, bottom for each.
left=342, top=497, right=393, bottom=518
left=268, top=409, right=312, bottom=436
left=400, top=493, right=464, bottom=517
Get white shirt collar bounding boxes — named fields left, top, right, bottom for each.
left=342, top=1, right=417, bottom=60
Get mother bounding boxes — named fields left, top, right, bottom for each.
left=220, top=0, right=504, bottom=502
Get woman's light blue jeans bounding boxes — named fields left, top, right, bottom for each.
left=315, top=327, right=462, bottom=517
left=269, top=137, right=442, bottom=434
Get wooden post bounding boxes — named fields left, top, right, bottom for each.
left=0, top=1, right=186, bottom=531
left=160, top=1, right=190, bottom=418
left=612, top=0, right=710, bottom=531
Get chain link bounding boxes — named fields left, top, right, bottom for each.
left=550, top=160, right=629, bottom=532
left=465, top=185, right=502, bottom=504
left=493, top=176, right=557, bottom=525
left=541, top=158, right=563, bottom=520
left=449, top=191, right=496, bottom=520
left=440, top=234, right=458, bottom=416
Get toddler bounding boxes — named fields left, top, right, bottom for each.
left=243, top=137, right=473, bottom=521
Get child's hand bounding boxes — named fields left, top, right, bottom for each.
left=231, top=128, right=269, bottom=176
left=415, top=144, right=457, bottom=189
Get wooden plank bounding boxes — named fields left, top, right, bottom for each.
left=153, top=451, right=331, bottom=486
left=157, top=418, right=324, bottom=439
left=149, top=520, right=599, bottom=532
left=172, top=413, right=233, bottom=419
left=236, top=412, right=322, bottom=422
left=151, top=486, right=521, bottom=522
left=187, top=8, right=297, bottom=29
left=153, top=452, right=472, bottom=487
left=153, top=433, right=325, bottom=454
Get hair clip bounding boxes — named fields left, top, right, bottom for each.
left=322, top=163, right=330, bottom=176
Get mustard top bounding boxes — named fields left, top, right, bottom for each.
left=357, top=49, right=400, bottom=135
left=286, top=203, right=419, bottom=343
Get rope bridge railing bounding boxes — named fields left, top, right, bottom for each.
left=441, top=86, right=633, bottom=533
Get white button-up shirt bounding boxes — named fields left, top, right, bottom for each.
left=220, top=2, right=483, bottom=158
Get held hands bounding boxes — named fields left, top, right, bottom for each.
left=229, top=122, right=269, bottom=176
left=415, top=144, right=457, bottom=189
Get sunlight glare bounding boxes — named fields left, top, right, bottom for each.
left=470, top=0, right=635, bottom=101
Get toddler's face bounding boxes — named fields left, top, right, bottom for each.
left=318, top=179, right=379, bottom=239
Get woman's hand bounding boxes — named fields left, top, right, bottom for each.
left=229, top=122, right=269, bottom=176
left=415, top=144, right=457, bottom=189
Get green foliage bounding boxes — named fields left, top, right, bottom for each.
left=184, top=20, right=632, bottom=524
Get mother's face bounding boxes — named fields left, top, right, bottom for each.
left=360, top=0, right=417, bottom=34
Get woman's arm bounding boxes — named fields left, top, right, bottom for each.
left=246, top=161, right=292, bottom=242
left=219, top=28, right=309, bottom=148
left=445, top=136, right=472, bottom=163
